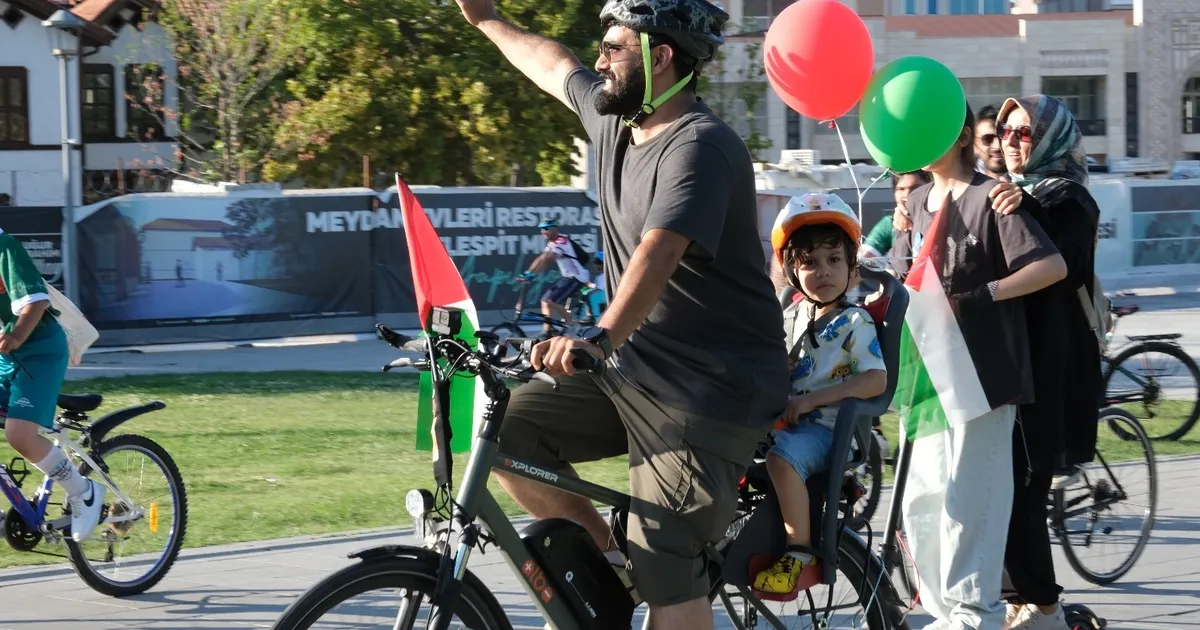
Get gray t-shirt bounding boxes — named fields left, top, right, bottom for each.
left=564, top=68, right=789, bottom=425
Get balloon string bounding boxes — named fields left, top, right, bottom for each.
left=828, top=120, right=892, bottom=235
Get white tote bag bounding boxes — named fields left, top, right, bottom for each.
left=46, top=285, right=99, bottom=366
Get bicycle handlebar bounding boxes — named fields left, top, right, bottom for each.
left=375, top=324, right=602, bottom=389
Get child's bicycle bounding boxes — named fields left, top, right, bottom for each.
left=0, top=393, right=187, bottom=597
left=273, top=299, right=913, bottom=629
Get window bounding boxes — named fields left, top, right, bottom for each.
left=1042, top=76, right=1106, bottom=135
left=1126, top=72, right=1139, bottom=155
left=0, top=67, right=28, bottom=147
left=125, top=63, right=166, bottom=141
left=813, top=104, right=859, bottom=135
left=1183, top=76, right=1200, bottom=135
left=960, top=77, right=1021, bottom=114
left=950, top=0, right=978, bottom=15
left=741, top=0, right=795, bottom=30
left=905, top=0, right=916, bottom=13
left=786, top=108, right=801, bottom=150
left=82, top=65, right=115, bottom=140
left=927, top=0, right=938, bottom=14
left=983, top=0, right=1007, bottom=12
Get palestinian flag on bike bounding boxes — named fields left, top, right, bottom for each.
left=893, top=200, right=1013, bottom=441
left=397, top=174, right=486, bottom=455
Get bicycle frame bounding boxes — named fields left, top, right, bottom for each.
left=0, top=418, right=150, bottom=543
left=405, top=344, right=792, bottom=630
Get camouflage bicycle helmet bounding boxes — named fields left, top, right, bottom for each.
left=599, top=0, right=728, bottom=65
left=599, top=0, right=728, bottom=128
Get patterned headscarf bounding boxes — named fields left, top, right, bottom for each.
left=997, top=95, right=1088, bottom=191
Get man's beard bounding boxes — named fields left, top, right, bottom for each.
left=593, top=66, right=646, bottom=117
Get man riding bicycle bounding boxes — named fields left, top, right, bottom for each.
left=525, top=218, right=591, bottom=335
left=455, top=0, right=789, bottom=627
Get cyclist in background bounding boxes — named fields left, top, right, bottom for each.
left=583, top=251, right=607, bottom=323
left=525, top=217, right=591, bottom=335
left=0, top=231, right=105, bottom=542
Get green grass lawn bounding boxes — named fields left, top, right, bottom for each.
left=0, top=372, right=1194, bottom=568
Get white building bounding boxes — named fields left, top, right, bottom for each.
left=0, top=0, right=178, bottom=208
left=699, top=0, right=1200, bottom=166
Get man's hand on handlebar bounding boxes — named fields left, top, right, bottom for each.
left=531, top=336, right=604, bottom=377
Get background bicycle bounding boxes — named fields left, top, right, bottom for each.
left=488, top=275, right=597, bottom=343
left=1101, top=303, right=1200, bottom=441
left=0, top=393, right=187, bottom=597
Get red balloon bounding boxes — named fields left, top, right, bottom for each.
left=763, top=0, right=875, bottom=121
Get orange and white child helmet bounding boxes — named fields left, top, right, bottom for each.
left=770, top=192, right=861, bottom=266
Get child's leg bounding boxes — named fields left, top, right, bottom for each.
left=767, top=453, right=811, bottom=548
left=753, top=421, right=834, bottom=594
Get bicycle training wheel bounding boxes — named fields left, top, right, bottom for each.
left=66, top=434, right=188, bottom=597
left=1053, top=408, right=1156, bottom=585
left=1103, top=341, right=1200, bottom=441
left=272, top=555, right=512, bottom=630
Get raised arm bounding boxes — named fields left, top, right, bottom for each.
left=456, top=0, right=585, bottom=109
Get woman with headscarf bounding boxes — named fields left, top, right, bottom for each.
left=987, top=95, right=1103, bottom=630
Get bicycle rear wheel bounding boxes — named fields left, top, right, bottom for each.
left=273, top=554, right=512, bottom=630
left=1054, top=408, right=1156, bottom=585
left=1103, top=341, right=1200, bottom=441
left=712, top=526, right=907, bottom=630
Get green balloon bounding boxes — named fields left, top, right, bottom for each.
left=858, top=56, right=967, bottom=173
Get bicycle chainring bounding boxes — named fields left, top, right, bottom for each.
left=4, top=506, right=43, bottom=552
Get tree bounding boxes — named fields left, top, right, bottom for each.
left=698, top=19, right=772, bottom=162
left=262, top=0, right=603, bottom=188
left=126, top=0, right=301, bottom=182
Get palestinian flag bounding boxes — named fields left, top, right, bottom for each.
left=893, top=201, right=1020, bottom=441
left=397, top=174, right=486, bottom=455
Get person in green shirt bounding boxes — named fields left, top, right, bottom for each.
left=860, top=170, right=931, bottom=260
left=0, top=230, right=105, bottom=542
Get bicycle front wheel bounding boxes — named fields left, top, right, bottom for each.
left=66, top=433, right=188, bottom=597
left=274, top=554, right=513, bottom=630
left=1054, top=408, right=1156, bottom=585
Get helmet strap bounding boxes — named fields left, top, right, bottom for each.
left=784, top=262, right=853, bottom=350
left=623, top=32, right=693, bottom=129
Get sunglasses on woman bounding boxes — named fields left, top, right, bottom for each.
left=1000, top=124, right=1034, bottom=143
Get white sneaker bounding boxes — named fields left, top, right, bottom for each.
left=1010, top=603, right=1070, bottom=630
left=68, top=479, right=106, bottom=542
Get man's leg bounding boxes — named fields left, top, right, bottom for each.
left=606, top=372, right=766, bottom=630
left=495, top=372, right=627, bottom=550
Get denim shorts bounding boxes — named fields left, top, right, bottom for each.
left=768, top=419, right=834, bottom=481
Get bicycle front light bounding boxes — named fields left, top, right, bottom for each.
left=406, top=489, right=434, bottom=519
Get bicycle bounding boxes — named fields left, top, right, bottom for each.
left=1101, top=303, right=1200, bottom=441
left=274, top=277, right=914, bottom=629
left=488, top=276, right=596, bottom=343
left=0, top=393, right=188, bottom=597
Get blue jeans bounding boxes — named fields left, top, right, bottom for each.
left=768, top=419, right=834, bottom=481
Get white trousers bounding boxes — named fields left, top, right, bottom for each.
left=901, top=405, right=1016, bottom=630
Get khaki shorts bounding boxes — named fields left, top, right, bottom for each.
left=498, top=368, right=768, bottom=606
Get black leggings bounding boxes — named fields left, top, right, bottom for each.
left=1004, top=469, right=1062, bottom=605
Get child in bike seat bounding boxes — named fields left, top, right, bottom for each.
left=754, top=192, right=888, bottom=595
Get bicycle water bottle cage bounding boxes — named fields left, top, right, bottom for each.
left=6, top=458, right=28, bottom=487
